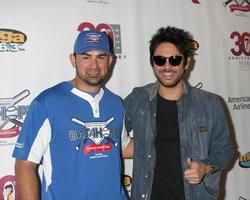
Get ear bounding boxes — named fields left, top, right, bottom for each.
left=69, top=53, right=76, bottom=68
left=108, top=55, right=113, bottom=66
left=184, top=56, right=192, bottom=70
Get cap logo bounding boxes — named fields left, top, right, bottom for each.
left=74, top=30, right=110, bottom=54
left=86, top=33, right=101, bottom=44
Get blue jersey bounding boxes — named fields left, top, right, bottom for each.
left=13, top=82, right=127, bottom=200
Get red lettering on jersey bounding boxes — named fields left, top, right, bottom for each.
left=83, top=141, right=112, bottom=154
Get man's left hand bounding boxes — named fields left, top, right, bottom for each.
left=184, top=158, right=208, bottom=184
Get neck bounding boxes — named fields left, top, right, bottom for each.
left=70, top=79, right=101, bottom=93
left=158, top=82, right=184, bottom=101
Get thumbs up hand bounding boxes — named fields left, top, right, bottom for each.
left=184, top=158, right=208, bottom=184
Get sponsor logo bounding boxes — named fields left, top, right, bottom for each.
left=77, top=22, right=126, bottom=59
left=0, top=29, right=27, bottom=52
left=228, top=96, right=250, bottom=110
left=228, top=31, right=250, bottom=70
left=0, top=175, right=20, bottom=200
left=0, top=90, right=30, bottom=138
left=239, top=152, right=250, bottom=168
left=224, top=0, right=250, bottom=13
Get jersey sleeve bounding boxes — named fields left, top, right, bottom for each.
left=12, top=99, right=52, bottom=164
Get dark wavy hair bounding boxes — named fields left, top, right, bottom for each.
left=149, top=26, right=196, bottom=66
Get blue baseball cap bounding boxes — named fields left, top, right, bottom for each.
left=74, top=30, right=111, bottom=55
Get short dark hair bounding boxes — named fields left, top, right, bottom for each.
left=149, top=26, right=196, bottom=66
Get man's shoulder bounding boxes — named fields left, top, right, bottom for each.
left=103, top=87, right=122, bottom=100
left=124, top=82, right=156, bottom=106
left=130, top=82, right=155, bottom=94
left=35, top=82, right=67, bottom=101
left=189, top=85, right=220, bottom=103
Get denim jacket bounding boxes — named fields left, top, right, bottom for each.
left=124, top=81, right=234, bottom=200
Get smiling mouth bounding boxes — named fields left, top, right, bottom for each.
left=87, top=71, right=100, bottom=77
left=161, top=70, right=175, bottom=76
left=162, top=71, right=174, bottom=75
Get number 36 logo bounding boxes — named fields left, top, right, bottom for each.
left=77, top=22, right=122, bottom=54
left=230, top=31, right=250, bottom=56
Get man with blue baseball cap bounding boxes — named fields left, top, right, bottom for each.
left=13, top=30, right=133, bottom=200
left=74, top=30, right=111, bottom=55
left=69, top=30, right=113, bottom=92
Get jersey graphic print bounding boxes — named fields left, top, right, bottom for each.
left=71, top=116, right=118, bottom=155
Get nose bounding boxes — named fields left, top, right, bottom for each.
left=162, top=59, right=173, bottom=68
left=90, top=58, right=98, bottom=68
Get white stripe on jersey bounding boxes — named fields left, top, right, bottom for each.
left=71, top=88, right=104, bottom=118
left=27, top=118, right=52, bottom=190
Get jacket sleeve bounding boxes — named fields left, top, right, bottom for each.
left=124, top=90, right=135, bottom=133
left=201, top=95, right=235, bottom=170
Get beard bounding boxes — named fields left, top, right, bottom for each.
left=75, top=64, right=107, bottom=87
left=155, top=69, right=185, bottom=88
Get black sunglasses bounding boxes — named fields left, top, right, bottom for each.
left=153, top=55, right=183, bottom=67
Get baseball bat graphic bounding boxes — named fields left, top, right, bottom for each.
left=0, top=90, right=30, bottom=106
left=9, top=119, right=23, bottom=127
left=0, top=90, right=30, bottom=129
left=0, top=120, right=9, bottom=129
left=72, top=118, right=86, bottom=127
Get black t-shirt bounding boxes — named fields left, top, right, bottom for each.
left=151, top=94, right=185, bottom=200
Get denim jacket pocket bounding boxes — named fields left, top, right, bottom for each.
left=197, top=171, right=221, bottom=199
left=190, top=117, right=211, bottom=160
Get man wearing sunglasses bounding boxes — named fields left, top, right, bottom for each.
left=124, top=26, right=234, bottom=200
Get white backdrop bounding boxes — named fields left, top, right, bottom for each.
left=0, top=0, right=250, bottom=199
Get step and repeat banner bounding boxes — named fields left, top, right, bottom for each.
left=0, top=0, right=249, bottom=199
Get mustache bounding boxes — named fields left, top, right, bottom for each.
left=159, top=69, right=176, bottom=73
left=87, top=68, right=100, bottom=73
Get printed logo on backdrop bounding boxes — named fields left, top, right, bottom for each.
left=192, top=0, right=201, bottom=4
left=239, top=196, right=250, bottom=200
left=228, top=31, right=250, bottom=70
left=194, top=82, right=203, bottom=89
left=227, top=95, right=250, bottom=110
left=77, top=22, right=126, bottom=60
left=239, top=151, right=250, bottom=168
left=0, top=175, right=20, bottom=200
left=189, top=39, right=199, bottom=52
left=0, top=90, right=29, bottom=145
left=224, top=0, right=250, bottom=16
left=122, top=174, right=132, bottom=195
left=87, top=0, right=109, bottom=4
left=0, top=29, right=27, bottom=52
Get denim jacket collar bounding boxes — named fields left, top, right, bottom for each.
left=147, top=81, right=190, bottom=101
